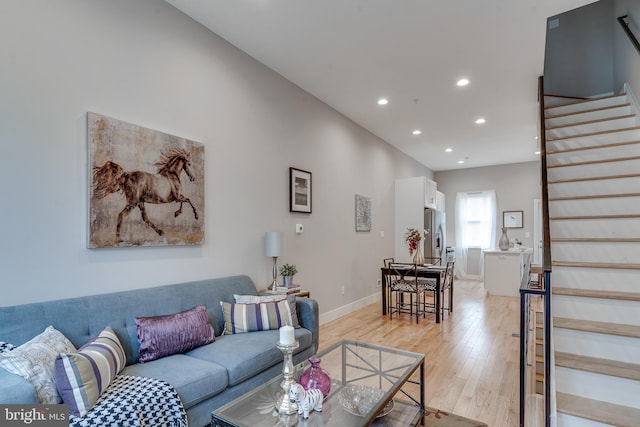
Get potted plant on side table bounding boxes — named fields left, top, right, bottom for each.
left=279, top=264, right=298, bottom=288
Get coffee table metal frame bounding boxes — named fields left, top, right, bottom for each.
left=211, top=339, right=425, bottom=427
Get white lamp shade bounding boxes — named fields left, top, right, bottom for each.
left=265, top=232, right=284, bottom=257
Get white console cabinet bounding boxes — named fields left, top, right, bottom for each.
left=483, top=249, right=532, bottom=297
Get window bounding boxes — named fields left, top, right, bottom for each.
left=458, top=191, right=496, bottom=248
left=455, top=190, right=497, bottom=279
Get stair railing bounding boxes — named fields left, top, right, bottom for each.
left=618, top=15, right=640, bottom=56
left=519, top=76, right=552, bottom=427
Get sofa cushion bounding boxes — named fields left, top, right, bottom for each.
left=0, top=326, right=76, bottom=404
left=234, top=294, right=301, bottom=328
left=54, top=327, right=126, bottom=417
left=136, top=305, right=215, bottom=363
left=0, top=369, right=37, bottom=404
left=121, top=353, right=227, bottom=409
left=221, top=300, right=293, bottom=335
left=186, top=329, right=313, bottom=386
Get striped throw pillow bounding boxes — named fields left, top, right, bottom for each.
left=221, top=300, right=293, bottom=335
left=54, top=326, right=126, bottom=417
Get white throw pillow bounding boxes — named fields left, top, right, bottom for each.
left=0, top=326, right=76, bottom=404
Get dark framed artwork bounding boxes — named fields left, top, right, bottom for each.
left=355, top=194, right=372, bottom=232
left=290, top=167, right=312, bottom=213
left=89, top=112, right=204, bottom=248
left=503, top=210, right=523, bottom=228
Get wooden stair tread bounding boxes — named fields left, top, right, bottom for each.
left=544, top=93, right=626, bottom=110
left=545, top=103, right=630, bottom=120
left=554, top=317, right=640, bottom=338
left=547, top=138, right=640, bottom=154
left=547, top=155, right=640, bottom=168
left=550, top=214, right=640, bottom=220
left=546, top=126, right=640, bottom=142
left=555, top=352, right=640, bottom=381
left=553, top=287, right=640, bottom=301
left=546, top=114, right=635, bottom=130
left=551, top=237, right=640, bottom=243
left=557, top=392, right=640, bottom=427
left=548, top=173, right=640, bottom=184
left=549, top=192, right=640, bottom=201
left=553, top=261, right=640, bottom=270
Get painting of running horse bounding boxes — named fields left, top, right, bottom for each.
left=88, top=112, right=204, bottom=248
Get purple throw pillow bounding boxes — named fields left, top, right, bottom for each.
left=135, top=305, right=215, bottom=363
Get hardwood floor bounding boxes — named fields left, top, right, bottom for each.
left=319, top=279, right=521, bottom=427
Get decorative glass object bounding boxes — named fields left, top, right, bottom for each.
left=299, top=356, right=332, bottom=397
left=337, top=385, right=385, bottom=416
left=499, top=227, right=510, bottom=251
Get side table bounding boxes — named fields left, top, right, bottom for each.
left=260, top=289, right=310, bottom=298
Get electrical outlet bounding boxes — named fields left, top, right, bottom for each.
left=377, top=279, right=382, bottom=288
left=341, top=285, right=345, bottom=295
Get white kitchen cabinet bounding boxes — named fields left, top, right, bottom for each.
left=394, top=177, right=444, bottom=262
left=425, top=178, right=437, bottom=209
left=483, top=249, right=532, bottom=297
left=436, top=191, right=445, bottom=212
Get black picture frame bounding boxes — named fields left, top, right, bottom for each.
left=289, top=167, right=312, bottom=213
left=503, top=210, right=523, bottom=228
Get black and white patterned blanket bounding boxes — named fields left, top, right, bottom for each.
left=69, top=375, right=188, bottom=427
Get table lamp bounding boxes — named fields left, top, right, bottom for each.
left=265, top=232, right=284, bottom=291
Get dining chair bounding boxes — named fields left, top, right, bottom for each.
left=440, top=260, right=455, bottom=316
left=387, top=263, right=428, bottom=323
left=424, top=256, right=442, bottom=266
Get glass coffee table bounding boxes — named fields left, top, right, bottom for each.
left=212, top=339, right=425, bottom=426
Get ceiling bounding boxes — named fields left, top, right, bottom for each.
left=167, top=0, right=596, bottom=172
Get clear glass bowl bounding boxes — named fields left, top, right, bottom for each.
left=337, top=385, right=385, bottom=416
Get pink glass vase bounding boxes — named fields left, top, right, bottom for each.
left=299, top=356, right=331, bottom=397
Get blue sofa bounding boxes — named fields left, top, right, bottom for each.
left=0, top=275, right=319, bottom=426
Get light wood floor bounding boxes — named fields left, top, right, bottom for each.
left=319, top=279, right=521, bottom=427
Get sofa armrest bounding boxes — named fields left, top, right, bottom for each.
left=296, top=298, right=319, bottom=353
left=0, top=369, right=37, bottom=404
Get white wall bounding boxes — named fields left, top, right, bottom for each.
left=435, top=161, right=541, bottom=250
left=0, top=0, right=430, bottom=314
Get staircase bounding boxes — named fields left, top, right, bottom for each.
left=544, top=91, right=640, bottom=427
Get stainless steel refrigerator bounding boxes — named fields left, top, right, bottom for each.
left=424, top=208, right=446, bottom=262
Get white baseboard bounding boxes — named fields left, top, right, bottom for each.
left=319, top=293, right=381, bottom=325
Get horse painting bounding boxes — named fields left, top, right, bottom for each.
left=92, top=148, right=199, bottom=242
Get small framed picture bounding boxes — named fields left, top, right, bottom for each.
left=503, top=210, right=523, bottom=228
left=290, top=167, right=312, bottom=213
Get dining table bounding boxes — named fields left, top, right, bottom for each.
left=380, top=264, right=452, bottom=323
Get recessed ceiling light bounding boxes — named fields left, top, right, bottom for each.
left=535, top=151, right=541, bottom=155
left=412, top=130, right=422, bottom=135
left=457, top=78, right=470, bottom=87
left=445, top=148, right=453, bottom=153
left=457, top=160, right=465, bottom=164
left=377, top=98, right=388, bottom=105
left=475, top=118, right=486, bottom=124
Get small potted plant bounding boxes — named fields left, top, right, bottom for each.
left=279, top=264, right=298, bottom=287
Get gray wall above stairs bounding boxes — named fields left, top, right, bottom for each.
left=544, top=0, right=615, bottom=97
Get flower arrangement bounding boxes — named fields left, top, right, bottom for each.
left=404, top=228, right=424, bottom=256
left=279, top=264, right=298, bottom=277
